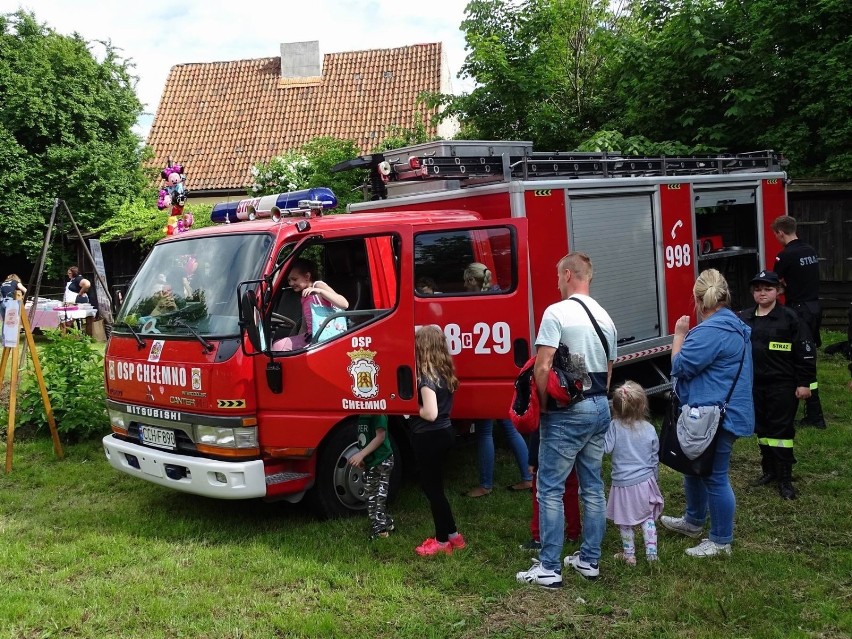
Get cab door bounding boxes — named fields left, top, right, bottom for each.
left=412, top=218, right=530, bottom=419
left=254, top=224, right=418, bottom=449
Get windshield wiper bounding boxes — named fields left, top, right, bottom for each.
left=174, top=319, right=214, bottom=353
left=124, top=321, right=146, bottom=350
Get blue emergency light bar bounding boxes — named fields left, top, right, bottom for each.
left=210, top=187, right=338, bottom=224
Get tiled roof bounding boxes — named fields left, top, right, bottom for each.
left=147, top=43, right=444, bottom=192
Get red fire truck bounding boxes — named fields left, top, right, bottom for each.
left=102, top=140, right=788, bottom=518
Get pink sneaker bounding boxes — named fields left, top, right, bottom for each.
left=448, top=533, right=466, bottom=550
left=415, top=538, right=452, bottom=556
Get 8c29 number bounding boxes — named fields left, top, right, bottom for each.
left=444, top=322, right=511, bottom=355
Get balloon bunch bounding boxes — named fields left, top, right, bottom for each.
left=158, top=161, right=194, bottom=235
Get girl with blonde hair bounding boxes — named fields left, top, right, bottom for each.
left=410, top=326, right=466, bottom=556
left=463, top=262, right=499, bottom=293
left=605, top=381, right=663, bottom=565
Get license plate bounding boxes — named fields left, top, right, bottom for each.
left=140, top=425, right=176, bottom=450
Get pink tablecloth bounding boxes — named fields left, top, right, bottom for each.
left=27, top=307, right=97, bottom=329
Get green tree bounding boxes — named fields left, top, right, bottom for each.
left=441, top=0, right=630, bottom=149
left=250, top=151, right=314, bottom=194
left=376, top=111, right=435, bottom=151
left=607, top=1, right=732, bottom=146
left=0, top=11, right=145, bottom=261
left=576, top=130, right=698, bottom=155
left=250, top=137, right=366, bottom=210
left=611, top=0, right=852, bottom=177
left=734, top=0, right=851, bottom=177
left=93, top=199, right=214, bottom=250
left=448, top=0, right=850, bottom=176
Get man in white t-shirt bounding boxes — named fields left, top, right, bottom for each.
left=516, top=252, right=617, bottom=589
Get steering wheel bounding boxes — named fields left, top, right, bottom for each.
left=270, top=312, right=297, bottom=330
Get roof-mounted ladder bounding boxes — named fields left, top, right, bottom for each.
left=333, top=140, right=786, bottom=201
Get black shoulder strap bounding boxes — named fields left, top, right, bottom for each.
left=570, top=297, right=611, bottom=360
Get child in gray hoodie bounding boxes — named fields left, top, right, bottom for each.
left=604, top=381, right=663, bottom=565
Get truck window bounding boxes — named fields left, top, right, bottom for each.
left=270, top=234, right=399, bottom=351
left=114, top=234, right=273, bottom=337
left=414, top=227, right=516, bottom=296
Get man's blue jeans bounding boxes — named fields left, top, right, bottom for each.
left=682, top=429, right=737, bottom=544
left=537, top=395, right=610, bottom=572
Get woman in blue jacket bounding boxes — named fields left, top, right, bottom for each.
left=660, top=269, right=754, bottom=557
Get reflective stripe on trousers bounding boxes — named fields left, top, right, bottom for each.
left=757, top=437, right=794, bottom=448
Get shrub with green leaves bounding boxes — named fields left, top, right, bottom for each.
left=9, top=330, right=108, bottom=440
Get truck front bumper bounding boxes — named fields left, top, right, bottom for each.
left=102, top=434, right=267, bottom=499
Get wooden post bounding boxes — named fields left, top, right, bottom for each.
left=19, top=200, right=60, bottom=368
left=20, top=305, right=63, bottom=460
left=5, top=337, right=20, bottom=473
left=0, top=347, right=9, bottom=385
left=3, top=294, right=63, bottom=473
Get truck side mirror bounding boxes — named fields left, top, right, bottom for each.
left=240, top=288, right=267, bottom=353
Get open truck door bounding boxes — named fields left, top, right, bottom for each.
left=241, top=223, right=418, bottom=517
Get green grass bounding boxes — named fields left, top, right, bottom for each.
left=1, top=333, right=850, bottom=638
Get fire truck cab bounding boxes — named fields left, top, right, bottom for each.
left=102, top=140, right=787, bottom=518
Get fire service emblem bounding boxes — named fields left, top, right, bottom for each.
left=347, top=349, right=379, bottom=400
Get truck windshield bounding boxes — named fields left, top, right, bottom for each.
left=113, top=234, right=274, bottom=337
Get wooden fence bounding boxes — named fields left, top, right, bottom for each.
left=788, top=185, right=852, bottom=331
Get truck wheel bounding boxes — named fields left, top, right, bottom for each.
left=308, top=420, right=402, bottom=520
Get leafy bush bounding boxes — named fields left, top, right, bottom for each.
left=250, top=151, right=313, bottom=194
left=248, top=136, right=366, bottom=209
left=93, top=198, right=214, bottom=250
left=577, top=130, right=720, bottom=156
left=5, top=330, right=108, bottom=440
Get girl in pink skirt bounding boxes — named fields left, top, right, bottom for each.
left=604, top=381, right=664, bottom=565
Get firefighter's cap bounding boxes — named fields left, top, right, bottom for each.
left=750, top=270, right=782, bottom=287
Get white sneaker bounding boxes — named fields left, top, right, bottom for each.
left=685, top=538, right=732, bottom=557
left=515, top=559, right=563, bottom=589
left=660, top=515, right=704, bottom=538
left=564, top=551, right=600, bottom=579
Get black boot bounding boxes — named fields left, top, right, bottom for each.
left=777, top=462, right=797, bottom=500
left=751, top=454, right=777, bottom=487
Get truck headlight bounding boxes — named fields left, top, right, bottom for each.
left=195, top=425, right=258, bottom=448
left=233, top=428, right=258, bottom=448
left=108, top=409, right=126, bottom=430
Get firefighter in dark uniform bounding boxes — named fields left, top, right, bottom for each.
left=771, top=215, right=825, bottom=429
left=741, top=270, right=815, bottom=500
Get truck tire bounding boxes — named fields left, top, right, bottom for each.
left=308, top=419, right=402, bottom=520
